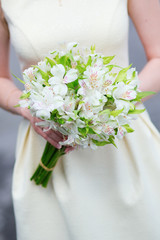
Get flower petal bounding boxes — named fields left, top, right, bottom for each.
left=52, top=84, right=68, bottom=96
left=64, top=69, right=78, bottom=83
left=51, top=64, right=65, bottom=79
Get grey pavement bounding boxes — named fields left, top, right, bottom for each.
left=0, top=20, right=160, bottom=239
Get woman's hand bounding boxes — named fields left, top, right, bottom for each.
left=21, top=108, right=74, bottom=154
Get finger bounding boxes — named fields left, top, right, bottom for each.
left=65, top=146, right=75, bottom=154
left=34, top=126, right=62, bottom=149
left=53, top=130, right=64, bottom=139
left=45, top=129, right=64, bottom=142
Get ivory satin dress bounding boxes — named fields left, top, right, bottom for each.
left=2, top=0, right=160, bottom=239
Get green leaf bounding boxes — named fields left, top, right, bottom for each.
left=50, top=109, right=59, bottom=120
left=58, top=55, right=71, bottom=68
left=91, top=44, right=96, bottom=54
left=136, top=91, right=156, bottom=101
left=88, top=128, right=96, bottom=134
left=106, top=64, right=122, bottom=72
left=67, top=79, right=80, bottom=92
left=32, top=66, right=49, bottom=81
left=66, top=53, right=74, bottom=62
left=45, top=57, right=56, bottom=67
left=122, top=124, right=134, bottom=133
left=128, top=108, right=145, bottom=114
left=86, top=55, right=92, bottom=67
left=103, top=56, right=115, bottom=65
left=78, top=127, right=87, bottom=136
left=11, top=73, right=25, bottom=84
left=76, top=65, right=86, bottom=74
left=108, top=136, right=117, bottom=148
left=43, top=81, right=50, bottom=86
left=115, top=65, right=132, bottom=83
left=129, top=102, right=135, bottom=111
left=14, top=104, right=20, bottom=108
left=56, top=118, right=65, bottom=124
left=20, top=92, right=31, bottom=99
left=110, top=108, right=124, bottom=117
left=54, top=53, right=60, bottom=63
left=92, top=139, right=111, bottom=146
left=99, top=109, right=110, bottom=116
left=50, top=50, right=57, bottom=55
left=67, top=117, right=74, bottom=121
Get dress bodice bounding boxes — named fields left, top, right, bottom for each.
left=1, top=0, right=129, bottom=71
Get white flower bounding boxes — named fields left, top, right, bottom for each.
left=116, top=126, right=127, bottom=139
left=23, top=67, right=35, bottom=83
left=30, top=87, right=64, bottom=119
left=102, top=73, right=115, bottom=95
left=49, top=64, right=78, bottom=96
left=114, top=99, right=130, bottom=114
left=36, top=109, right=51, bottom=120
left=19, top=99, right=30, bottom=108
left=60, top=96, right=77, bottom=119
left=101, top=121, right=117, bottom=136
left=67, top=42, right=78, bottom=51
left=83, top=66, right=105, bottom=90
left=116, top=114, right=131, bottom=126
left=38, top=59, right=51, bottom=72
left=64, top=69, right=78, bottom=84
left=113, top=82, right=137, bottom=100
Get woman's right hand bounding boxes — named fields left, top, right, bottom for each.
left=21, top=108, right=74, bottom=154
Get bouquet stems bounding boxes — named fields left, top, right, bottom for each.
left=30, top=142, right=66, bottom=188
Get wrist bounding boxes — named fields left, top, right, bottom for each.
left=20, top=107, right=32, bottom=121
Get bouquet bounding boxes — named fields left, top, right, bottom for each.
left=14, top=42, right=154, bottom=188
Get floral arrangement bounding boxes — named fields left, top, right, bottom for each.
left=14, top=42, right=154, bottom=187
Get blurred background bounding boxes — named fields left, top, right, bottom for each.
left=0, top=19, right=160, bottom=240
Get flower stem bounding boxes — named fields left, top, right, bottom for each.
left=30, top=142, right=66, bottom=187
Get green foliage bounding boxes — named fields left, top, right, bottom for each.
left=58, top=55, right=72, bottom=68
left=50, top=109, right=65, bottom=124
left=99, top=109, right=110, bottom=116
left=67, top=79, right=80, bottom=93
left=106, top=64, right=122, bottom=72
left=14, top=104, right=20, bottom=108
left=90, top=44, right=96, bottom=54
left=92, top=139, right=111, bottom=146
left=76, top=65, right=86, bottom=74
left=110, top=108, right=124, bottom=117
left=108, top=136, right=117, bottom=148
left=134, top=91, right=156, bottom=102
left=103, top=56, right=115, bottom=65
left=115, top=65, right=132, bottom=83
left=86, top=55, right=92, bottom=67
left=122, top=124, right=134, bottom=133
left=45, top=57, right=56, bottom=67
left=12, top=73, right=25, bottom=84
left=32, top=66, right=49, bottom=81
left=128, top=108, right=145, bottom=114
left=20, top=92, right=31, bottom=99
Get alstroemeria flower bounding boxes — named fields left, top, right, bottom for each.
left=117, top=126, right=127, bottom=139
left=113, top=82, right=137, bottom=100
left=30, top=87, right=64, bottom=119
left=67, top=42, right=78, bottom=52
left=23, top=67, right=35, bottom=83
left=83, top=65, right=105, bottom=90
left=102, top=73, right=115, bottom=95
left=49, top=64, right=78, bottom=96
left=101, top=121, right=117, bottom=136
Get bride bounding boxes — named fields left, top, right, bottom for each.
left=0, top=0, right=160, bottom=239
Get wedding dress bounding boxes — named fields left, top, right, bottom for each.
left=1, top=0, right=160, bottom=239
